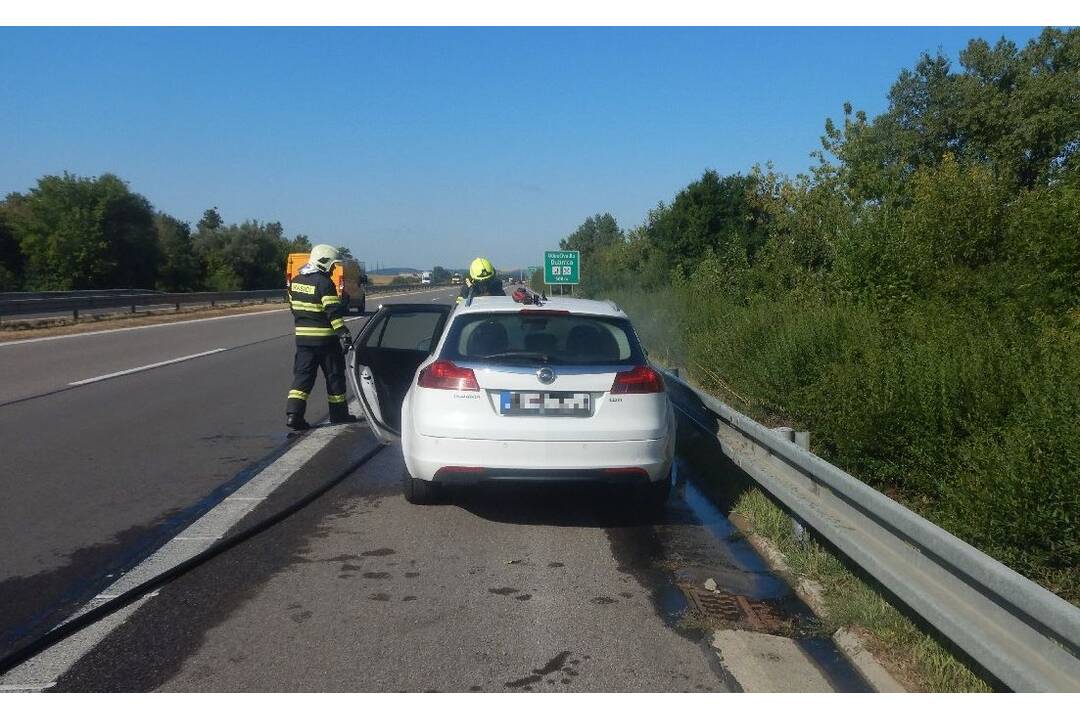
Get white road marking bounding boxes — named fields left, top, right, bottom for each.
left=0, top=401, right=366, bottom=691
left=0, top=287, right=453, bottom=349
left=67, top=348, right=228, bottom=386
left=0, top=309, right=287, bottom=348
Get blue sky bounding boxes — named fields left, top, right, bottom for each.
left=0, top=27, right=1047, bottom=269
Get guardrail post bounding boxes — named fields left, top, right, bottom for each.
left=130, top=303, right=136, bottom=314
left=773, top=427, right=809, bottom=545
left=73, top=308, right=79, bottom=321
left=175, top=302, right=180, bottom=312
left=792, top=431, right=811, bottom=545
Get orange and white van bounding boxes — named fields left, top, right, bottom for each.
left=286, top=253, right=368, bottom=314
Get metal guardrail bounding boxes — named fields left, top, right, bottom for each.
left=0, top=289, right=286, bottom=321
left=0, top=284, right=454, bottom=322
left=0, top=289, right=162, bottom=301
left=659, top=368, right=1080, bottom=692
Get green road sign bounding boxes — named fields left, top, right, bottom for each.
left=544, top=250, right=580, bottom=285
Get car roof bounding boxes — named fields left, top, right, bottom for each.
left=454, top=294, right=628, bottom=319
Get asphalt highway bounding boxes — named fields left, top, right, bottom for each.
left=0, top=286, right=458, bottom=661
left=0, top=284, right=873, bottom=691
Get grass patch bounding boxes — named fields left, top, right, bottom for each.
left=733, top=487, right=991, bottom=692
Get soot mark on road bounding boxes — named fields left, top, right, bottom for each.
left=52, top=429, right=382, bottom=691
left=504, top=650, right=575, bottom=689
left=362, top=572, right=391, bottom=579
left=488, top=587, right=518, bottom=596
left=361, top=547, right=395, bottom=557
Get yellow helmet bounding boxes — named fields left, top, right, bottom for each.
left=469, top=257, right=495, bottom=282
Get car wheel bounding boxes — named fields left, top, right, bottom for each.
left=403, top=472, right=442, bottom=505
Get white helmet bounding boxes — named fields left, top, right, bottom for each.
left=308, top=244, right=340, bottom=273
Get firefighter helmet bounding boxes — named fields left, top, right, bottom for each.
left=469, top=257, right=495, bottom=282
left=309, top=244, right=340, bottom=273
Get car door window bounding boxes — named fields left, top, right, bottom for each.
left=363, top=311, right=444, bottom=354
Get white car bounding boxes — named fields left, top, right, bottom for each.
left=347, top=296, right=676, bottom=506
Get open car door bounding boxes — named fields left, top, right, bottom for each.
left=347, top=303, right=451, bottom=444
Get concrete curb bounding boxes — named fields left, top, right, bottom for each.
left=728, top=512, right=908, bottom=693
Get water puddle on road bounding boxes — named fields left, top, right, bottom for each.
left=608, top=455, right=872, bottom=692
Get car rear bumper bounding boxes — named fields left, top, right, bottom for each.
left=402, top=433, right=674, bottom=484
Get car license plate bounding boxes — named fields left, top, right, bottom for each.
left=499, top=391, right=592, bottom=417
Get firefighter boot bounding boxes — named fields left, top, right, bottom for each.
left=286, top=413, right=311, bottom=431
left=328, top=403, right=358, bottom=424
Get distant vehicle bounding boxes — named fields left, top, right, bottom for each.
left=421, top=271, right=432, bottom=285
left=451, top=273, right=462, bottom=285
left=348, top=296, right=676, bottom=506
left=286, top=252, right=368, bottom=314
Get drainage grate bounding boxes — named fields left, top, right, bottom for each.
left=680, top=585, right=782, bottom=634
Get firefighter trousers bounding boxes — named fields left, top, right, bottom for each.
left=286, top=343, right=348, bottom=417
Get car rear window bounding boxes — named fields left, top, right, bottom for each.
left=441, top=312, right=644, bottom=366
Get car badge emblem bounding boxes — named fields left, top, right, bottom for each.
left=537, top=367, right=556, bottom=384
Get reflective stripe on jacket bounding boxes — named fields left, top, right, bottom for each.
left=289, top=270, right=346, bottom=346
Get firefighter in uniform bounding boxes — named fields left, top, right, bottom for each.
left=285, top=244, right=357, bottom=430
left=456, top=257, right=506, bottom=303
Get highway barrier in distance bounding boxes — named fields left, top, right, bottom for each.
left=659, top=367, right=1080, bottom=692
left=0, top=284, right=453, bottom=322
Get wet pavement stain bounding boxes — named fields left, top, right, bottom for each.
left=402, top=596, right=417, bottom=602
left=590, top=596, right=617, bottom=605
left=488, top=586, right=518, bottom=596
left=361, top=548, right=395, bottom=557
left=515, top=594, right=532, bottom=601
left=362, top=571, right=391, bottom=579
left=547, top=562, right=565, bottom=568
left=504, top=650, right=574, bottom=689
left=290, top=610, right=313, bottom=624
left=369, top=593, right=391, bottom=602
left=404, top=572, right=420, bottom=578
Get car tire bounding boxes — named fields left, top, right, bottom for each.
left=403, top=472, right=442, bottom=505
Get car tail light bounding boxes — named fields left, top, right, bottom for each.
left=433, top=466, right=484, bottom=481
left=417, top=360, right=479, bottom=391
left=610, top=366, right=664, bottom=394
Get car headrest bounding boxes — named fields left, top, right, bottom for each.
left=466, top=320, right=509, bottom=357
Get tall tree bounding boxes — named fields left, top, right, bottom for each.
left=559, top=213, right=623, bottom=258
left=155, top=213, right=201, bottom=291
left=0, top=196, right=26, bottom=291
left=821, top=27, right=1080, bottom=201
left=645, top=170, right=765, bottom=276
left=13, top=173, right=158, bottom=290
